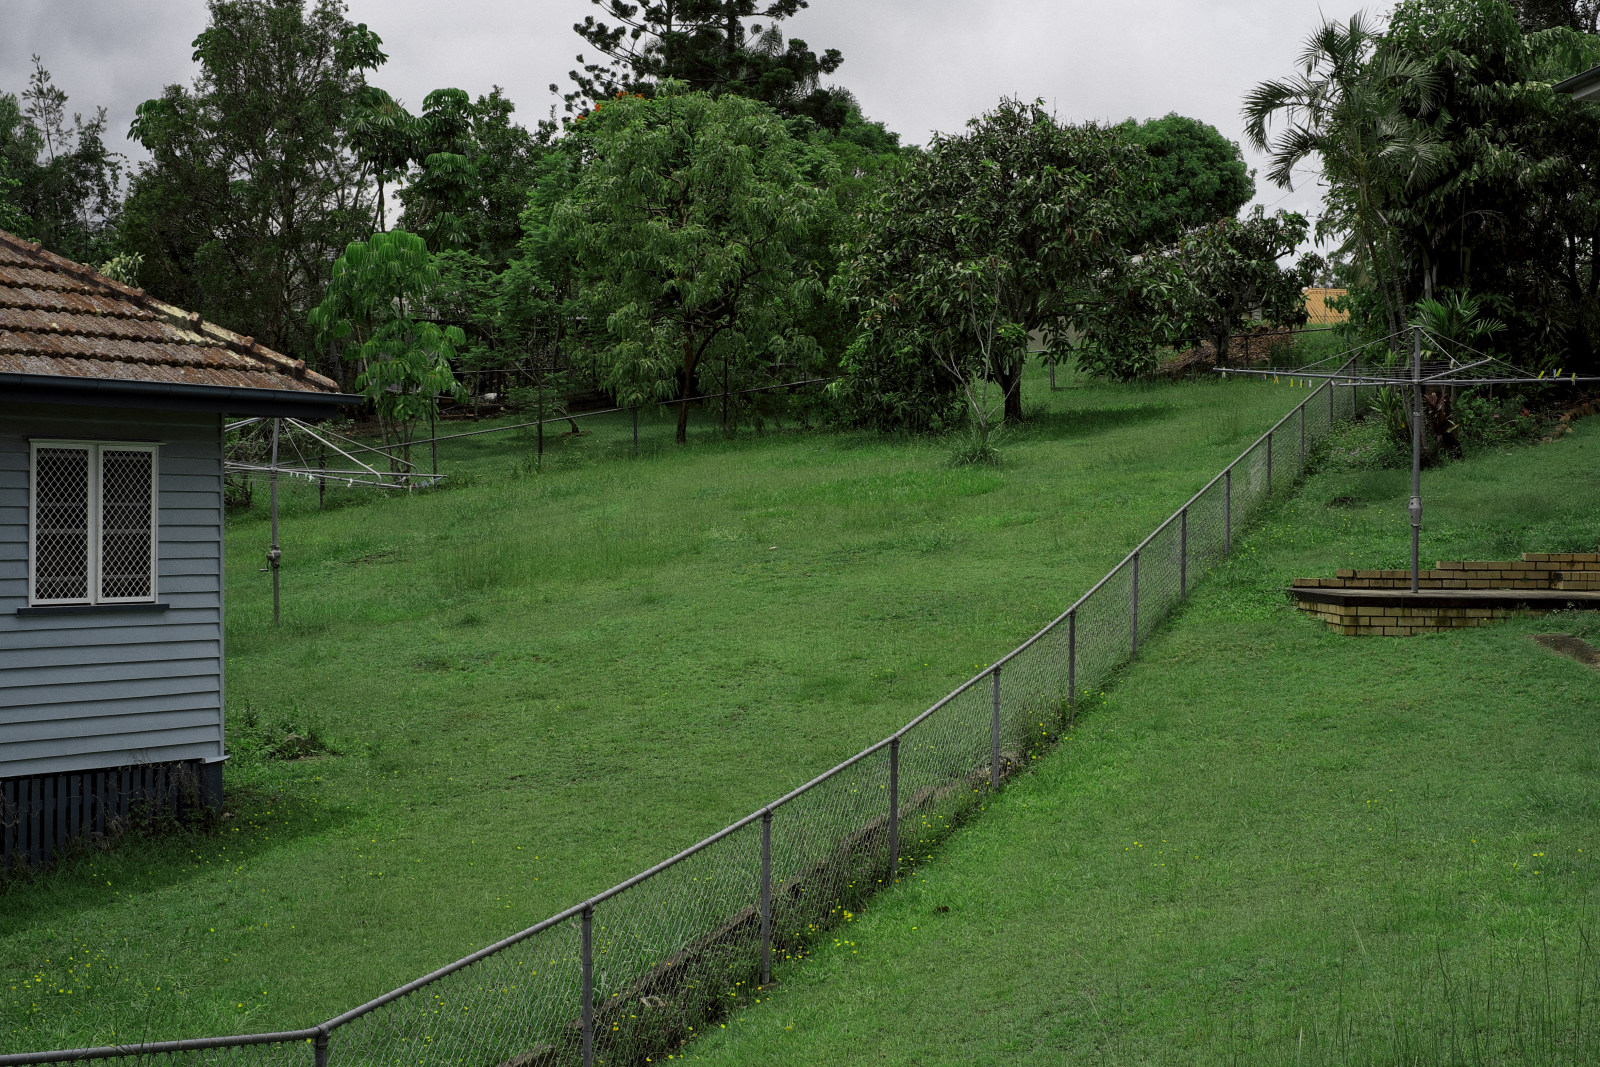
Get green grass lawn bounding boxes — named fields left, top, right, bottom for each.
left=684, top=414, right=1600, bottom=1065
left=0, top=366, right=1311, bottom=1051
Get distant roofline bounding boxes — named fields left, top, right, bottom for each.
left=0, top=371, right=364, bottom=418
left=1555, top=64, right=1600, bottom=99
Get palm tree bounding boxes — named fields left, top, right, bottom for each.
left=1243, top=13, right=1444, bottom=344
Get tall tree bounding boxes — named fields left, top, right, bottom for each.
left=309, top=230, right=464, bottom=469
left=1121, top=113, right=1254, bottom=249
left=560, top=0, right=850, bottom=128
left=1175, top=208, right=1318, bottom=366
left=842, top=99, right=1148, bottom=426
left=0, top=59, right=123, bottom=263
left=121, top=0, right=383, bottom=370
left=1380, top=0, right=1600, bottom=368
left=393, top=87, right=546, bottom=264
left=1244, top=13, right=1444, bottom=342
left=552, top=86, right=833, bottom=442
left=1511, top=0, right=1600, bottom=31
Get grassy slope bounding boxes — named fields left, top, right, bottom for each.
left=1, top=368, right=1306, bottom=1050
left=686, top=417, right=1600, bottom=1065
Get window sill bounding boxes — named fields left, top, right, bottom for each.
left=17, top=602, right=171, bottom=617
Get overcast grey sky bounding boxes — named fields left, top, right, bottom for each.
left=4, top=0, right=1371, bottom=237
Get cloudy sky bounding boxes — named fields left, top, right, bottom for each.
left=5, top=0, right=1369, bottom=239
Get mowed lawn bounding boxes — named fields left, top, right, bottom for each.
left=1, top=367, right=1307, bottom=1050
left=686, top=416, right=1600, bottom=1065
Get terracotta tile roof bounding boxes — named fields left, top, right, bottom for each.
left=0, top=229, right=340, bottom=395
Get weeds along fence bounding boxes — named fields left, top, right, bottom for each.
left=3, top=370, right=1359, bottom=1067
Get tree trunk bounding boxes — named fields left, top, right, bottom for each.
left=1000, top=361, right=1023, bottom=422
left=678, top=332, right=698, bottom=445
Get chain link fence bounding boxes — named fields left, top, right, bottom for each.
left=3, top=371, right=1357, bottom=1067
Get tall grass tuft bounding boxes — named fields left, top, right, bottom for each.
left=1288, top=930, right=1600, bottom=1065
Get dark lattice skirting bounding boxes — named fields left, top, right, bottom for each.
left=1, top=760, right=222, bottom=872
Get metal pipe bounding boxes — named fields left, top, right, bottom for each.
left=1411, top=326, right=1423, bottom=593
left=887, top=737, right=899, bottom=880
left=990, top=667, right=1002, bottom=791
left=313, top=1031, right=328, bottom=1067
left=581, top=906, right=594, bottom=1067
left=1299, top=404, right=1306, bottom=474
left=1225, top=468, right=1232, bottom=557
left=759, top=811, right=773, bottom=985
left=1180, top=507, right=1188, bottom=599
left=268, top=419, right=281, bottom=627
left=1266, top=431, right=1273, bottom=499
left=1067, top=609, right=1076, bottom=727
left=1131, top=550, right=1140, bottom=654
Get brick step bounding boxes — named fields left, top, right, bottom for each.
left=1524, top=553, right=1600, bottom=565
left=1301, top=575, right=1560, bottom=590
left=1304, top=555, right=1600, bottom=592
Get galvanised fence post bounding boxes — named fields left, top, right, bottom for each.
left=1266, top=432, right=1274, bottom=498
left=1329, top=378, right=1336, bottom=424
left=314, top=1030, right=328, bottom=1067
left=1180, top=507, right=1188, bottom=599
left=1225, top=468, right=1232, bottom=557
left=990, top=667, right=1002, bottom=791
left=759, top=811, right=773, bottom=986
left=1067, top=609, right=1076, bottom=727
left=887, top=737, right=899, bottom=880
left=581, top=905, right=595, bottom=1067
left=1299, top=404, right=1306, bottom=474
left=1131, top=551, right=1140, bottom=655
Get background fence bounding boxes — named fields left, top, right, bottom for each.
left=2, top=370, right=1359, bottom=1067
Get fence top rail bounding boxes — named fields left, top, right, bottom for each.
left=0, top=1027, right=322, bottom=1067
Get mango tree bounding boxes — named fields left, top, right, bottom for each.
left=842, top=98, right=1151, bottom=429
left=553, top=85, right=832, bottom=443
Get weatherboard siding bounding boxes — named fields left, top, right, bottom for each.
left=0, top=403, right=226, bottom=778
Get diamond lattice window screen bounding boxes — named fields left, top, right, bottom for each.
left=99, top=448, right=155, bottom=601
left=32, top=446, right=91, bottom=602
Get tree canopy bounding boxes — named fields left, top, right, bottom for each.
left=309, top=229, right=464, bottom=466
left=1121, top=113, right=1254, bottom=249
left=1174, top=208, right=1318, bottom=366
left=839, top=99, right=1151, bottom=431
left=552, top=86, right=834, bottom=442
left=561, top=0, right=851, bottom=128
left=0, top=58, right=123, bottom=264
left=1246, top=0, right=1600, bottom=370
left=122, top=0, right=384, bottom=371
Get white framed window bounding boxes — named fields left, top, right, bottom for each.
left=28, top=441, right=159, bottom=606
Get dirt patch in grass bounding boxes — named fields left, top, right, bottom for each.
left=1533, top=632, right=1600, bottom=669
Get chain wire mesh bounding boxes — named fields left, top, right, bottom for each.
left=5, top=376, right=1354, bottom=1067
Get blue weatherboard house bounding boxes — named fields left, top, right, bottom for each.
left=0, top=229, right=353, bottom=869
